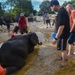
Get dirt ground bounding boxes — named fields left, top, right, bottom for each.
left=0, top=17, right=75, bottom=75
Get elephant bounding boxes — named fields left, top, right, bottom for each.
left=0, top=32, right=42, bottom=75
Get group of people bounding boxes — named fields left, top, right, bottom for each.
left=0, top=16, right=13, bottom=32
left=50, top=0, right=75, bottom=67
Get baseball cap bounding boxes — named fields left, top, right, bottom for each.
left=50, top=0, right=59, bottom=6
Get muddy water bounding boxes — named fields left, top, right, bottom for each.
left=0, top=22, right=75, bottom=75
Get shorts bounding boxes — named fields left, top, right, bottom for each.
left=68, top=32, right=75, bottom=44
left=57, top=38, right=67, bottom=51
left=46, top=19, right=50, bottom=24
left=20, top=28, right=28, bottom=34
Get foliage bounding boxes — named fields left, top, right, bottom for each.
left=0, top=2, right=5, bottom=16
left=0, top=0, right=37, bottom=19
left=62, top=0, right=75, bottom=8
left=5, top=0, right=34, bottom=17
left=39, top=1, right=50, bottom=12
left=39, top=1, right=55, bottom=14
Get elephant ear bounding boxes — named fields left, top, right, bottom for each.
left=30, top=33, right=38, bottom=46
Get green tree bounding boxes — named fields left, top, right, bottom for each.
left=0, top=2, right=5, bottom=16
left=6, top=0, right=34, bottom=17
left=40, top=1, right=50, bottom=12
left=62, top=1, right=72, bottom=7
left=62, top=0, right=75, bottom=8
left=39, top=1, right=55, bottom=14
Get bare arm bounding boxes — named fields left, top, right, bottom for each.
left=70, top=19, right=75, bottom=32
left=56, top=25, right=64, bottom=39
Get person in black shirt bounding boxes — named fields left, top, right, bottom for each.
left=50, top=0, right=70, bottom=67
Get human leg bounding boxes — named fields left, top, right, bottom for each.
left=46, top=20, right=48, bottom=28
left=7, top=24, right=10, bottom=32
left=57, top=38, right=67, bottom=66
left=68, top=33, right=75, bottom=56
left=48, top=19, right=51, bottom=27
left=23, top=28, right=28, bottom=33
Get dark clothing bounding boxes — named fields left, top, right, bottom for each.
left=20, top=28, right=28, bottom=34
left=68, top=32, right=75, bottom=44
left=57, top=38, right=67, bottom=50
left=56, top=7, right=70, bottom=39
left=5, top=18, right=11, bottom=30
left=5, top=19, right=11, bottom=24
left=56, top=7, right=70, bottom=50
left=46, top=19, right=50, bottom=24
left=0, top=18, right=3, bottom=25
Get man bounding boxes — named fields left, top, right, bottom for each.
left=18, top=13, right=28, bottom=34
left=42, top=12, right=46, bottom=24
left=50, top=0, right=70, bottom=66
left=66, top=4, right=75, bottom=56
left=45, top=12, right=51, bottom=28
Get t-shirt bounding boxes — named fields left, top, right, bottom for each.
left=56, top=7, right=70, bottom=38
left=45, top=13, right=50, bottom=20
left=70, top=10, right=75, bottom=32
left=18, top=16, right=27, bottom=29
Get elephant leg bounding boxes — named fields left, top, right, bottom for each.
left=5, top=56, right=25, bottom=75
left=5, top=66, right=18, bottom=75
left=28, top=46, right=34, bottom=53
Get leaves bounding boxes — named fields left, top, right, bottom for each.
left=40, top=1, right=50, bottom=12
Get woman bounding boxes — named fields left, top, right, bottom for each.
left=18, top=13, right=28, bottom=34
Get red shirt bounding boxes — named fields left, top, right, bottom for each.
left=70, top=10, right=75, bottom=32
left=18, top=16, right=27, bottom=29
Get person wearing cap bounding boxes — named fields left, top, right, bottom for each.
left=18, top=13, right=28, bottom=34
left=66, top=4, right=75, bottom=56
left=50, top=0, right=70, bottom=67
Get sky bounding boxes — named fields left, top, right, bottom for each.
left=0, top=0, right=71, bottom=11
left=32, top=0, right=71, bottom=11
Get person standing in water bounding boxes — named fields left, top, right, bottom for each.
left=50, top=0, right=70, bottom=67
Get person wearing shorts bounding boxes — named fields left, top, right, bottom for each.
left=66, top=4, right=75, bottom=56
left=50, top=0, right=70, bottom=66
left=45, top=12, right=51, bottom=28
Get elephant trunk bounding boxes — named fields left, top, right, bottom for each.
left=38, top=42, right=42, bottom=45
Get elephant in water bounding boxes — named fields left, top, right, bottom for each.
left=0, top=32, right=42, bottom=75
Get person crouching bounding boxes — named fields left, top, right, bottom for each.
left=18, top=13, right=28, bottom=34
left=10, top=26, right=19, bottom=38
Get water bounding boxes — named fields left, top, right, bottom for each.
left=0, top=22, right=75, bottom=75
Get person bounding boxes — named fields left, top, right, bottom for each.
left=18, top=13, right=28, bottom=34
left=28, top=13, right=34, bottom=22
left=42, top=12, right=46, bottom=24
left=0, top=16, right=5, bottom=28
left=66, top=4, right=75, bottom=56
left=10, top=26, right=19, bottom=38
left=50, top=0, right=70, bottom=66
left=45, top=12, right=51, bottom=28
left=52, top=16, right=57, bottom=33
left=5, top=17, right=12, bottom=32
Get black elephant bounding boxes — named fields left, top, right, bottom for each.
left=0, top=32, right=42, bottom=75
